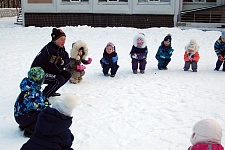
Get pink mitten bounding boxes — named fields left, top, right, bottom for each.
left=87, top=57, right=92, bottom=64
left=77, top=65, right=86, bottom=70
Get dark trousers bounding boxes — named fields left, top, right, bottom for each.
left=43, top=70, right=71, bottom=98
left=102, top=63, right=119, bottom=75
left=15, top=111, right=40, bottom=131
left=215, top=59, right=225, bottom=70
left=184, top=61, right=197, bottom=71
left=157, top=58, right=171, bottom=69
left=132, top=59, right=147, bottom=71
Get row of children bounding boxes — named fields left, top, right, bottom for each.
left=101, top=31, right=225, bottom=76
left=71, top=31, right=225, bottom=80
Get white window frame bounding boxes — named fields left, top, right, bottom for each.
left=98, top=0, right=128, bottom=3
left=108, top=0, right=119, bottom=2
left=148, top=0, right=160, bottom=2
left=70, top=0, right=80, bottom=2
left=184, top=0, right=216, bottom=2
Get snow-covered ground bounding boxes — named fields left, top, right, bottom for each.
left=0, top=17, right=224, bottom=150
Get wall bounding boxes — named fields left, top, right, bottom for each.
left=0, top=8, right=18, bottom=18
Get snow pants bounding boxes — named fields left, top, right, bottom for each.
left=184, top=61, right=197, bottom=71
left=15, top=111, right=40, bottom=132
left=43, top=70, right=71, bottom=98
left=131, top=59, right=147, bottom=71
left=157, top=58, right=171, bottom=69
left=215, top=59, right=225, bottom=71
left=102, top=63, right=119, bottom=75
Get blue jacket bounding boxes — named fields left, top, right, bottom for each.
left=155, top=41, right=174, bottom=60
left=100, top=48, right=118, bottom=65
left=31, top=41, right=70, bottom=74
left=20, top=107, right=74, bottom=150
left=130, top=45, right=148, bottom=60
left=14, top=78, right=45, bottom=117
left=214, top=36, right=225, bottom=56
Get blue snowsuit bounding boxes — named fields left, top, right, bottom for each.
left=14, top=77, right=46, bottom=131
left=20, top=107, right=74, bottom=150
left=31, top=41, right=71, bottom=98
left=155, top=41, right=174, bottom=69
left=214, top=36, right=225, bottom=71
left=100, top=48, right=119, bottom=75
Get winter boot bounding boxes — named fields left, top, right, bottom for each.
left=19, top=125, right=26, bottom=131
left=24, top=128, right=33, bottom=138
left=50, top=92, right=61, bottom=97
left=133, top=70, right=137, bottom=74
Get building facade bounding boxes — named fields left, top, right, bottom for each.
left=21, top=0, right=225, bottom=28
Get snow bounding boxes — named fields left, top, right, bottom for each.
left=0, top=17, right=225, bottom=150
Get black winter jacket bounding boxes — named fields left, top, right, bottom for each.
left=20, top=107, right=74, bottom=150
left=31, top=41, right=70, bottom=74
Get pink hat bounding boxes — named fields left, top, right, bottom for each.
left=107, top=42, right=114, bottom=47
left=106, top=42, right=115, bottom=51
left=137, top=38, right=143, bottom=44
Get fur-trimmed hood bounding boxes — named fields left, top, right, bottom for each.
left=133, top=33, right=147, bottom=48
left=70, top=40, right=88, bottom=60
left=185, top=39, right=199, bottom=54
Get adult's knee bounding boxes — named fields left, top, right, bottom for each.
left=61, top=70, right=72, bottom=81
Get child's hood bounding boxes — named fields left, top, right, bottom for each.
left=133, top=33, right=147, bottom=48
left=36, top=107, right=72, bottom=136
left=70, top=40, right=88, bottom=60
left=185, top=39, right=199, bottom=54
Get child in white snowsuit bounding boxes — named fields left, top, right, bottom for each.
left=130, top=33, right=148, bottom=74
left=188, top=119, right=224, bottom=150
left=66, top=40, right=92, bottom=84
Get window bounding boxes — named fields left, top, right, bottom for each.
left=183, top=0, right=216, bottom=2
left=138, top=0, right=170, bottom=2
left=99, top=0, right=128, bottom=2
left=61, top=0, right=89, bottom=2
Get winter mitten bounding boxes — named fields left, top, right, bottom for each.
left=131, top=53, right=137, bottom=59
left=160, top=55, right=165, bottom=59
left=77, top=65, right=86, bottom=70
left=137, top=55, right=143, bottom=60
left=218, top=55, right=224, bottom=61
left=49, top=55, right=64, bottom=65
left=56, top=57, right=64, bottom=65
left=87, top=57, right=92, bottom=64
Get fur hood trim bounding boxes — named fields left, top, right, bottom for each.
left=185, top=39, right=199, bottom=54
left=70, top=40, right=88, bottom=60
left=133, top=33, right=147, bottom=48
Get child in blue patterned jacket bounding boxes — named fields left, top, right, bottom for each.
left=214, top=31, right=225, bottom=71
left=100, top=42, right=119, bottom=77
left=14, top=67, right=46, bottom=138
left=155, top=34, right=174, bottom=70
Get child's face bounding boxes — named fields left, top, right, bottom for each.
left=188, top=49, right=194, bottom=53
left=78, top=50, right=83, bottom=56
left=137, top=42, right=143, bottom=47
left=222, top=38, right=225, bottom=42
left=164, top=41, right=170, bottom=46
left=106, top=46, right=113, bottom=54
